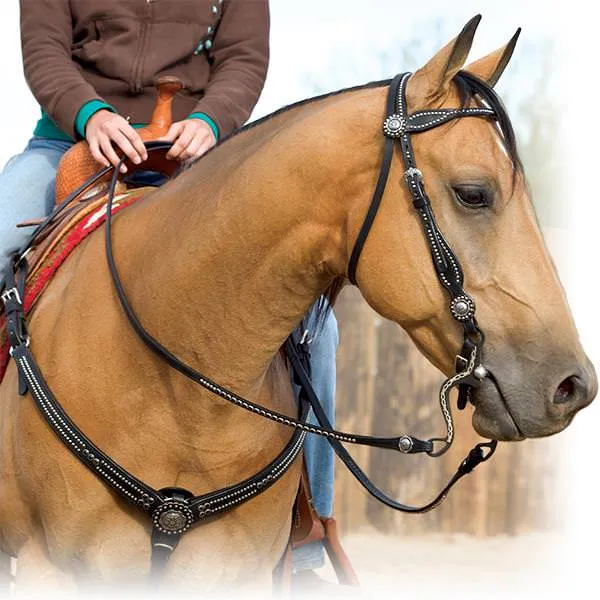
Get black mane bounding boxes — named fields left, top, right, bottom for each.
left=232, top=79, right=392, bottom=141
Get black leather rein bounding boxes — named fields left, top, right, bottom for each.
left=2, top=72, right=500, bottom=576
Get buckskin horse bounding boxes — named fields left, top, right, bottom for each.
left=0, top=15, right=596, bottom=594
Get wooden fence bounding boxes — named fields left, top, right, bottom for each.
left=333, top=286, right=561, bottom=537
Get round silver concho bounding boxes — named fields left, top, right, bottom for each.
left=152, top=502, right=194, bottom=536
left=383, top=114, right=406, bottom=138
left=398, top=436, right=413, bottom=453
left=450, top=295, right=476, bottom=322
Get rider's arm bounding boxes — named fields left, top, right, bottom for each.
left=20, top=0, right=107, bottom=139
left=190, top=0, right=270, bottom=140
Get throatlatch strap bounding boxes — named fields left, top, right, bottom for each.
left=347, top=74, right=403, bottom=285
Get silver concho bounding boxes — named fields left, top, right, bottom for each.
left=450, top=295, right=475, bottom=322
left=383, top=114, right=406, bottom=138
left=153, top=502, right=194, bottom=535
left=160, top=510, right=187, bottom=531
left=398, top=436, right=413, bottom=453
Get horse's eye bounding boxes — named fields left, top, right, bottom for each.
left=453, top=185, right=492, bottom=209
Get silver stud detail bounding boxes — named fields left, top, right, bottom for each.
left=153, top=502, right=194, bottom=535
left=205, top=39, right=213, bottom=50
left=474, top=365, right=488, bottom=381
left=403, top=167, right=423, bottom=182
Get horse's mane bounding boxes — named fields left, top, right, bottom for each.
left=179, top=73, right=522, bottom=339
left=237, top=79, right=392, bottom=139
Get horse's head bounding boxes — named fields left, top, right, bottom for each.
left=350, top=16, right=596, bottom=441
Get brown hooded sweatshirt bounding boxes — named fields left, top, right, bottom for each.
left=20, top=0, right=270, bottom=139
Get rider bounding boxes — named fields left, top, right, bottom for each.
left=1, top=0, right=336, bottom=576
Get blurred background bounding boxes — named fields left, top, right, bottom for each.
left=0, top=1, right=598, bottom=598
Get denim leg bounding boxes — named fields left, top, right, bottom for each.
left=292, top=305, right=338, bottom=573
left=0, top=138, right=73, bottom=279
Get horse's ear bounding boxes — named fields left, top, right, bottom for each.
left=464, top=28, right=521, bottom=87
left=409, top=15, right=481, bottom=102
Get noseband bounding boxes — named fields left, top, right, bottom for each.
left=2, top=72, right=499, bottom=577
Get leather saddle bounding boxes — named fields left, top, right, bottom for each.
left=19, top=76, right=185, bottom=281
left=54, top=75, right=183, bottom=206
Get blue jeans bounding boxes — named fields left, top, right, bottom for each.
left=291, top=306, right=338, bottom=572
left=0, top=137, right=338, bottom=571
left=0, top=137, right=73, bottom=278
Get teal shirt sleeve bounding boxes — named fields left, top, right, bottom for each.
left=75, top=100, right=117, bottom=139
left=186, top=112, right=220, bottom=141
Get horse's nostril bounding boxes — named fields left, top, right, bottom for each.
left=553, top=376, right=577, bottom=405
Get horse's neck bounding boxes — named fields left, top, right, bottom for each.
left=114, top=89, right=383, bottom=397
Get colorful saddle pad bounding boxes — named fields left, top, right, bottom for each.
left=0, top=187, right=151, bottom=384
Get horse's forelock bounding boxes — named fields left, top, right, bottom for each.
left=454, top=70, right=523, bottom=177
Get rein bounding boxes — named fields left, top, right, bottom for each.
left=2, top=73, right=500, bottom=575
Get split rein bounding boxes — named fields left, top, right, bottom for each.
left=2, top=73, right=498, bottom=575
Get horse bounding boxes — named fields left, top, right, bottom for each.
left=0, top=15, right=596, bottom=594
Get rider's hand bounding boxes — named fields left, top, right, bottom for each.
left=86, top=110, right=148, bottom=173
left=161, top=119, right=217, bottom=162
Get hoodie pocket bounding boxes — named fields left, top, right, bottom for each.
left=72, top=17, right=139, bottom=84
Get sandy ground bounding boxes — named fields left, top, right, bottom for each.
left=1, top=531, right=570, bottom=600
left=308, top=530, right=570, bottom=600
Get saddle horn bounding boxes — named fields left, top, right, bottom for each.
left=54, top=76, right=184, bottom=205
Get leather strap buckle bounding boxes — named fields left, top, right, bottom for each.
left=9, top=336, right=30, bottom=357
left=1, top=287, right=22, bottom=307
left=299, top=329, right=313, bottom=346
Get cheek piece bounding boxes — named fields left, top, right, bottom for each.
left=348, top=72, right=499, bottom=453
